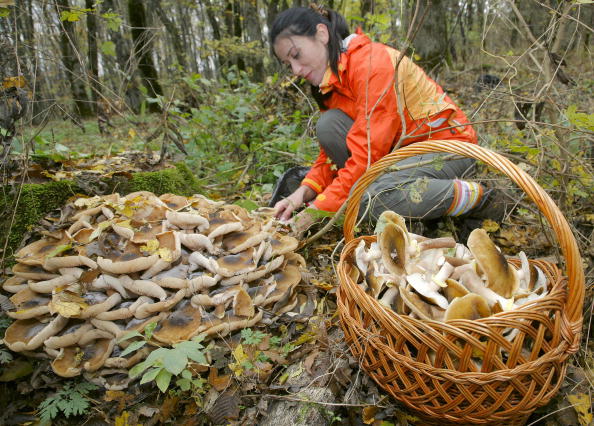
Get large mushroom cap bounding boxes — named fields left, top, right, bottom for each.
left=15, top=233, right=71, bottom=266
left=152, top=299, right=203, bottom=345
left=8, top=288, right=51, bottom=319
left=51, top=338, right=114, bottom=377
left=5, top=316, right=68, bottom=351
left=379, top=223, right=408, bottom=276
left=467, top=229, right=519, bottom=298
left=444, top=293, right=492, bottom=321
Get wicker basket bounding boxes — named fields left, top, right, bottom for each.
left=336, top=141, right=585, bottom=425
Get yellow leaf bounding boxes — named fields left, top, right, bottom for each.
left=89, top=220, right=113, bottom=242
left=311, top=279, right=334, bottom=291
left=140, top=239, right=160, bottom=254
left=46, top=243, right=72, bottom=258
left=128, top=128, right=137, bottom=139
left=567, top=393, right=593, bottom=425
left=288, top=363, right=303, bottom=379
left=158, top=247, right=173, bottom=262
left=292, top=332, right=316, bottom=346
left=116, top=220, right=133, bottom=229
left=481, top=219, right=500, bottom=233
left=229, top=344, right=249, bottom=377
left=50, top=290, right=88, bottom=317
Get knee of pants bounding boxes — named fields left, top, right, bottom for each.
left=316, top=109, right=348, bottom=151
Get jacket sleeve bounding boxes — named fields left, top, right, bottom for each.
left=312, top=46, right=402, bottom=212
left=301, top=147, right=337, bottom=194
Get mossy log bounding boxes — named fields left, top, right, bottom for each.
left=0, top=163, right=201, bottom=264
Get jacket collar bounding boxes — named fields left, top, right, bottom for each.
left=319, top=28, right=369, bottom=94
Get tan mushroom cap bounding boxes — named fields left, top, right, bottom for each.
left=233, top=287, right=254, bottom=317
left=400, top=286, right=444, bottom=321
left=444, top=293, right=492, bottom=321
left=4, top=315, right=69, bottom=351
left=444, top=278, right=470, bottom=302
left=134, top=289, right=186, bottom=319
left=159, top=193, right=190, bottom=210
left=152, top=299, right=202, bottom=345
left=467, top=229, right=519, bottom=298
left=166, top=210, right=209, bottom=230
left=131, top=222, right=165, bottom=244
left=216, top=248, right=257, bottom=277
left=15, top=233, right=71, bottom=266
left=219, top=255, right=284, bottom=286
left=8, top=288, right=51, bottom=319
left=104, top=346, right=151, bottom=370
left=12, top=263, right=59, bottom=281
left=221, top=225, right=267, bottom=254
left=2, top=276, right=28, bottom=293
left=198, top=309, right=263, bottom=336
left=379, top=223, right=408, bottom=276
left=262, top=264, right=302, bottom=306
left=98, top=254, right=159, bottom=275
left=205, top=211, right=245, bottom=240
left=269, top=234, right=299, bottom=257
left=45, top=321, right=94, bottom=349
left=51, top=338, right=115, bottom=377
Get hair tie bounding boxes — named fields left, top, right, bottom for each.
left=309, top=3, right=329, bottom=18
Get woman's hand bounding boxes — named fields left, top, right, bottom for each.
left=274, top=186, right=316, bottom=221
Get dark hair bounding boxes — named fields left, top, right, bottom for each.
left=270, top=6, right=350, bottom=108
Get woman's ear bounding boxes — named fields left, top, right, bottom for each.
left=315, top=23, right=329, bottom=45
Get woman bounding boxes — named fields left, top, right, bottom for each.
left=271, top=6, right=503, bottom=234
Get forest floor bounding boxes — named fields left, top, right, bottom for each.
left=1, top=69, right=592, bottom=425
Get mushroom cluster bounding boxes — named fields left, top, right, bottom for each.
left=353, top=211, right=548, bottom=322
left=3, top=191, right=305, bottom=381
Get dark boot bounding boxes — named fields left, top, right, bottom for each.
left=268, top=166, right=311, bottom=207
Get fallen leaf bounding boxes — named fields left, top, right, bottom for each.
left=209, top=367, right=231, bottom=391
left=311, top=278, right=334, bottom=291
left=362, top=405, right=378, bottom=424
left=567, top=393, right=593, bottom=425
left=140, top=239, right=160, bottom=254
left=481, top=219, right=500, bottom=233
left=303, top=349, right=319, bottom=376
left=49, top=290, right=88, bottom=317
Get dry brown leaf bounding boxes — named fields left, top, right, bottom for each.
left=208, top=367, right=231, bottom=391
left=362, top=406, right=378, bottom=424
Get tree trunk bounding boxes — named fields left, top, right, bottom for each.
left=54, top=0, right=93, bottom=117
left=151, top=0, right=188, bottom=70
left=411, top=0, right=449, bottom=74
left=127, top=0, right=163, bottom=112
left=243, top=0, right=265, bottom=81
left=85, top=0, right=100, bottom=109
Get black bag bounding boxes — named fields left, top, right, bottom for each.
left=268, top=166, right=311, bottom=207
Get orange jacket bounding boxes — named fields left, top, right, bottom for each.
left=301, top=31, right=477, bottom=212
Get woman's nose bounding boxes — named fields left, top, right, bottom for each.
left=290, top=61, right=302, bottom=77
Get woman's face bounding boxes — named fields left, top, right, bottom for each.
left=273, top=24, right=329, bottom=86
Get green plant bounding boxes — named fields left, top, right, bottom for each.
left=240, top=328, right=267, bottom=345
left=119, top=323, right=209, bottom=393
left=37, top=381, right=98, bottom=424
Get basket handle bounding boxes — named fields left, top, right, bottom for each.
left=343, top=140, right=584, bottom=324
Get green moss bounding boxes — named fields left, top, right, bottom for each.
left=0, top=180, right=80, bottom=260
left=0, top=163, right=201, bottom=265
left=108, top=163, right=201, bottom=196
